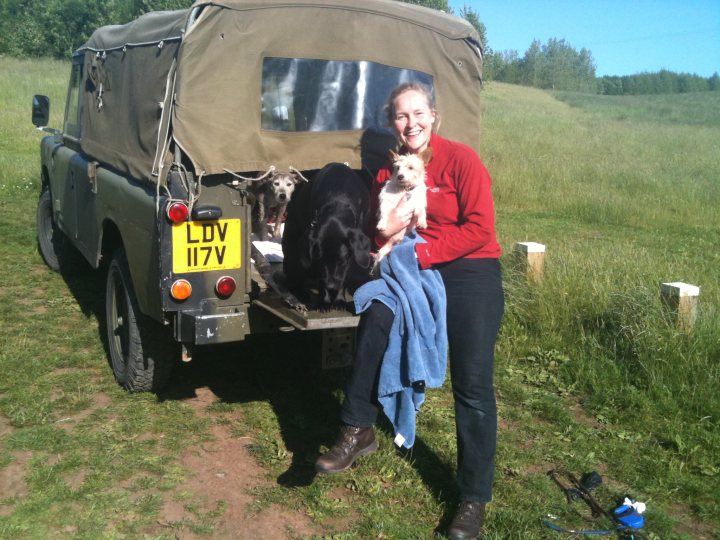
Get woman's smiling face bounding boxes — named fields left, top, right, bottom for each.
left=391, top=89, right=436, bottom=154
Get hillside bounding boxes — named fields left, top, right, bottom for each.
left=1, top=61, right=718, bottom=538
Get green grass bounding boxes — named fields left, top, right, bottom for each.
left=553, top=89, right=720, bottom=127
left=1, top=59, right=719, bottom=538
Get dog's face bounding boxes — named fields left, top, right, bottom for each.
left=263, top=171, right=300, bottom=205
left=389, top=148, right=432, bottom=190
left=302, top=218, right=371, bottom=306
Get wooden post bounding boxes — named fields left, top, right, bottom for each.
left=660, top=282, right=700, bottom=331
left=514, top=242, right=545, bottom=283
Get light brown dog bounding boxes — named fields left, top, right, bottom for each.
left=251, top=170, right=303, bottom=241
left=374, top=147, right=432, bottom=269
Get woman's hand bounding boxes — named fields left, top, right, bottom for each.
left=378, top=196, right=414, bottom=241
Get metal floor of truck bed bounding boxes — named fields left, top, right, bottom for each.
left=250, top=242, right=359, bottom=331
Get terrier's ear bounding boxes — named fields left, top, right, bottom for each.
left=289, top=171, right=302, bottom=184
left=420, top=147, right=433, bottom=165
left=257, top=172, right=275, bottom=185
left=389, top=149, right=400, bottom=161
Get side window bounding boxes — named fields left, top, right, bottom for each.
left=261, top=58, right=433, bottom=132
left=63, top=61, right=82, bottom=139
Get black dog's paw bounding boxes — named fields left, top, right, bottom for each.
left=317, top=298, right=347, bottom=313
left=293, top=302, right=309, bottom=313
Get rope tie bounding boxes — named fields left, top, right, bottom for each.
left=288, top=166, right=310, bottom=183
left=223, top=165, right=276, bottom=183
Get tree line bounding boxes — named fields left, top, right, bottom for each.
left=597, top=70, right=719, bottom=95
left=0, top=0, right=189, bottom=57
left=484, top=38, right=598, bottom=93
left=0, top=0, right=488, bottom=61
left=485, top=38, right=719, bottom=95
left=1, top=0, right=716, bottom=96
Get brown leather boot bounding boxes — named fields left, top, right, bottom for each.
left=315, top=425, right=377, bottom=474
left=448, top=500, right=486, bottom=539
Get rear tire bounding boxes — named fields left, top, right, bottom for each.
left=105, top=248, right=175, bottom=392
left=36, top=188, right=86, bottom=273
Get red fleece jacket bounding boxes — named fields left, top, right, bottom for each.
left=371, top=133, right=501, bottom=269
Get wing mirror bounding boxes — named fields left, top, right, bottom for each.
left=32, top=95, right=50, bottom=128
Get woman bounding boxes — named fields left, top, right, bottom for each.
left=315, top=82, right=504, bottom=540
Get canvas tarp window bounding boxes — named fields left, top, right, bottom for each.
left=260, top=58, right=434, bottom=133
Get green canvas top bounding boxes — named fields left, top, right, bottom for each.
left=77, top=0, right=483, bottom=182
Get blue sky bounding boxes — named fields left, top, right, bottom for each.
left=448, top=0, right=720, bottom=77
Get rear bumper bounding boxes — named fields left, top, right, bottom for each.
left=172, top=292, right=360, bottom=345
left=175, top=306, right=250, bottom=344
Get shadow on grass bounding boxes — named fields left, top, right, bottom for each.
left=158, top=330, right=347, bottom=488
left=59, top=265, right=107, bottom=342
left=158, top=333, right=460, bottom=520
left=394, top=435, right=459, bottom=532
left=57, top=263, right=345, bottom=488
left=60, top=268, right=460, bottom=525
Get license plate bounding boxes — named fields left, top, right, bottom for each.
left=172, top=219, right=241, bottom=273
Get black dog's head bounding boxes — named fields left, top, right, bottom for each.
left=301, top=210, right=371, bottom=307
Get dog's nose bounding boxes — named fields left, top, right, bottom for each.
left=397, top=174, right=404, bottom=182
left=278, top=193, right=287, bottom=201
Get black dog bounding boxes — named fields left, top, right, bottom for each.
left=282, top=163, right=371, bottom=309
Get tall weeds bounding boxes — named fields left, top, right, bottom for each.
left=487, top=83, right=720, bottom=518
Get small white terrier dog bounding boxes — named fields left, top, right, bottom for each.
left=374, top=147, right=433, bottom=269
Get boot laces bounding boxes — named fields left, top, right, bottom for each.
left=336, top=426, right=361, bottom=454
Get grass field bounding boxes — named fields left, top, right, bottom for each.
left=1, top=56, right=718, bottom=538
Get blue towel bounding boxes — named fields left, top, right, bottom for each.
left=353, top=231, right=447, bottom=448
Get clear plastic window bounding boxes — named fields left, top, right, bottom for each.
left=261, top=58, right=433, bottom=132
left=64, top=62, right=82, bottom=139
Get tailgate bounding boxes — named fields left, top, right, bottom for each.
left=250, top=242, right=359, bottom=330
left=253, top=293, right=359, bottom=330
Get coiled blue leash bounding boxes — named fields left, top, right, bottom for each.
left=543, top=516, right=644, bottom=537
left=544, top=470, right=646, bottom=538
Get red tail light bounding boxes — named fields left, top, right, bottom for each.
left=215, top=276, right=236, bottom=298
left=167, top=201, right=189, bottom=223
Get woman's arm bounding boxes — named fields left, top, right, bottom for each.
left=415, top=146, right=499, bottom=268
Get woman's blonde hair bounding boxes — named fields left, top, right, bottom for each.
left=383, top=82, right=438, bottom=126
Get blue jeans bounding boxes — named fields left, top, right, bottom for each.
left=340, top=257, right=504, bottom=502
